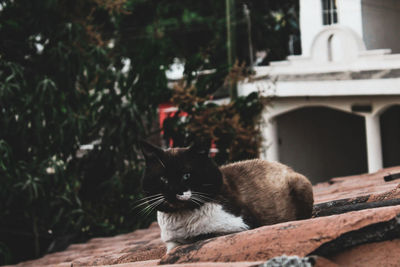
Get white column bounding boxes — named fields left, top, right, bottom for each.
left=261, top=116, right=279, bottom=161
left=365, top=114, right=383, bottom=173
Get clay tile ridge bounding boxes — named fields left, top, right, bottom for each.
left=8, top=166, right=400, bottom=267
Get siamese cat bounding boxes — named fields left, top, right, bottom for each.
left=140, top=141, right=314, bottom=252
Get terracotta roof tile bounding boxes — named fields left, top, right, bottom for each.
left=160, top=205, right=400, bottom=264
left=329, top=239, right=400, bottom=267
left=8, top=167, right=400, bottom=267
left=313, top=166, right=400, bottom=203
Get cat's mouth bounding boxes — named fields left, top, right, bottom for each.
left=159, top=190, right=208, bottom=212
left=176, top=190, right=192, bottom=201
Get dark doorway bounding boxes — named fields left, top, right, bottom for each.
left=380, top=105, right=400, bottom=168
left=276, top=106, right=368, bottom=184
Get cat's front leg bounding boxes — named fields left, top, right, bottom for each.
left=165, top=241, right=181, bottom=253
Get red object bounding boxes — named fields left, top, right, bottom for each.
left=158, top=102, right=178, bottom=132
left=158, top=102, right=218, bottom=156
left=158, top=103, right=187, bottom=147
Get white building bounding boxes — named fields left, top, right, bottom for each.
left=239, top=0, right=400, bottom=183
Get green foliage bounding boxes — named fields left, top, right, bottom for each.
left=0, top=0, right=168, bottom=264
left=119, top=0, right=299, bottom=95
left=163, top=66, right=265, bottom=164
left=0, top=0, right=298, bottom=264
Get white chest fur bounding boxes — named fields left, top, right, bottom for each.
left=157, top=203, right=249, bottom=252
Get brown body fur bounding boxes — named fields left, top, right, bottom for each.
left=218, top=159, right=314, bottom=227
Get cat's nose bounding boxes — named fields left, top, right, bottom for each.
left=176, top=190, right=191, bottom=201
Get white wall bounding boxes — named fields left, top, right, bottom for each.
left=299, top=0, right=400, bottom=56
left=337, top=0, right=363, bottom=38
left=257, top=95, right=400, bottom=179
left=361, top=0, right=400, bottom=53
left=300, top=0, right=363, bottom=56
left=300, top=0, right=323, bottom=56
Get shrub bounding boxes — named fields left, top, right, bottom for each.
left=0, top=0, right=296, bottom=264
left=0, top=1, right=167, bottom=264
left=163, top=65, right=265, bottom=164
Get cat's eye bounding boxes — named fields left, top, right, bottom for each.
left=160, top=176, right=168, bottom=184
left=182, top=173, right=191, bottom=181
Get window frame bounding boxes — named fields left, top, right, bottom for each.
left=322, top=0, right=338, bottom=25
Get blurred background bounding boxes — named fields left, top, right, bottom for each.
left=2, top=0, right=400, bottom=265
left=0, top=0, right=298, bottom=264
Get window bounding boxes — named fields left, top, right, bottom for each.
left=322, top=0, right=338, bottom=25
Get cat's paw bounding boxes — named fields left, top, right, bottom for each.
left=165, top=241, right=180, bottom=253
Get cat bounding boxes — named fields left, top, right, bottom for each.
left=140, top=141, right=314, bottom=252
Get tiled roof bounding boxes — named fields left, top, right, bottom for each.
left=9, top=166, right=400, bottom=267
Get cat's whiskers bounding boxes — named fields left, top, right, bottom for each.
left=139, top=198, right=165, bottom=218
left=142, top=198, right=165, bottom=217
left=133, top=196, right=164, bottom=210
left=191, top=191, right=215, bottom=198
left=193, top=195, right=217, bottom=204
left=192, top=193, right=212, bottom=200
left=192, top=191, right=211, bottom=196
left=133, top=195, right=164, bottom=210
left=150, top=198, right=165, bottom=213
left=135, top=193, right=163, bottom=202
left=132, top=194, right=163, bottom=206
left=132, top=194, right=162, bottom=207
left=189, top=197, right=203, bottom=207
left=191, top=191, right=221, bottom=204
left=201, top=194, right=228, bottom=205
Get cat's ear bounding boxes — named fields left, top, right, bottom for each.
left=188, top=143, right=209, bottom=157
left=140, top=140, right=164, bottom=161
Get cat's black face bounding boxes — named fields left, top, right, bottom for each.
left=140, top=141, right=222, bottom=213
